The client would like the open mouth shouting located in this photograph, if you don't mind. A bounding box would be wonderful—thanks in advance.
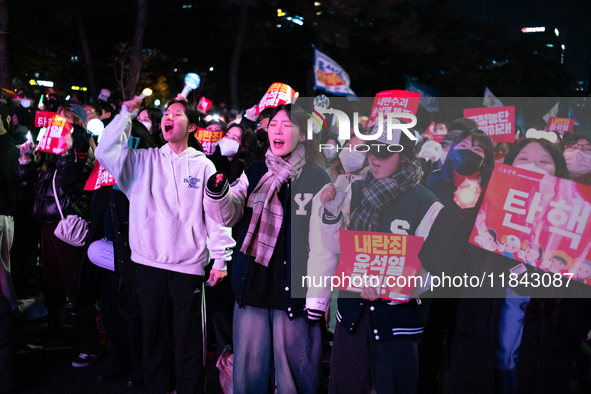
[272,138,285,150]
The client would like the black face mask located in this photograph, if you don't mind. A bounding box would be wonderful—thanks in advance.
[256,128,268,142]
[449,148,484,176]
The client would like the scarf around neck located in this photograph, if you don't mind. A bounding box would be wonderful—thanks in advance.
[349,159,423,232]
[240,144,306,266]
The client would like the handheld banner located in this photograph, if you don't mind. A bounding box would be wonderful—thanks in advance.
[37,116,73,154]
[334,230,424,302]
[546,117,575,136]
[367,90,421,129]
[256,83,297,116]
[463,106,515,143]
[469,163,591,286]
[198,97,213,114]
[195,128,224,155]
[34,111,57,128]
[84,160,117,191]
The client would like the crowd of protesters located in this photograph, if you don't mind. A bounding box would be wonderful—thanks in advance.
[0,83,591,394]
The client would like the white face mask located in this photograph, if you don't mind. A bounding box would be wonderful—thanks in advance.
[440,150,448,164]
[514,163,550,175]
[339,149,367,173]
[140,121,152,132]
[218,137,240,157]
[323,146,338,160]
[21,99,31,108]
[564,149,591,177]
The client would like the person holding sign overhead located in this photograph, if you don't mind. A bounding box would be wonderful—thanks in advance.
[419,138,591,394]
[319,118,443,394]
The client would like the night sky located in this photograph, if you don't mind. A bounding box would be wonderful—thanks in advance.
[446,0,591,78]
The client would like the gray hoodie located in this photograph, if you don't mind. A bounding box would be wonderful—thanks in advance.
[95,108,235,275]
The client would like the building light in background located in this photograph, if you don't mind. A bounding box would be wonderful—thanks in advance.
[554,28,559,36]
[521,27,545,33]
[36,80,54,87]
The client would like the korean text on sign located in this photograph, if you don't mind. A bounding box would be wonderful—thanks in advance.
[463,106,515,143]
[256,83,296,116]
[546,117,574,136]
[335,230,424,302]
[195,128,224,155]
[367,90,421,128]
[34,111,57,128]
[469,163,591,286]
[37,116,73,154]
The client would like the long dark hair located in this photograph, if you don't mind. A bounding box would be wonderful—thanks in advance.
[223,123,259,166]
[270,104,324,167]
[439,129,495,190]
[503,138,570,180]
[131,120,157,149]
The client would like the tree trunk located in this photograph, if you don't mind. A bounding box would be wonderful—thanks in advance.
[230,3,248,110]
[0,0,9,89]
[75,12,98,99]
[124,0,147,100]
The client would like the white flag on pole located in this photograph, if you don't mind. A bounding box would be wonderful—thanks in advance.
[483,87,504,107]
[542,101,560,124]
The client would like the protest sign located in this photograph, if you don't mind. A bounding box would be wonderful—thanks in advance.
[255,83,297,116]
[84,160,117,191]
[546,117,574,136]
[334,230,425,302]
[195,127,224,155]
[367,90,421,128]
[197,97,213,114]
[469,164,591,285]
[37,116,72,154]
[463,106,515,143]
[34,111,57,128]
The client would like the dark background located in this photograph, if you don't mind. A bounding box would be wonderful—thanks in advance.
[3,0,591,108]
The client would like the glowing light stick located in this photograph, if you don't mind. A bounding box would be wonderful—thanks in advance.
[139,88,153,100]
[181,73,201,97]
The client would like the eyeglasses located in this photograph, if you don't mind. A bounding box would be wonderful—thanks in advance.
[564,141,591,153]
[257,123,269,131]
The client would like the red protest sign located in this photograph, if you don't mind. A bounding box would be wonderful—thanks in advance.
[368,90,421,129]
[195,128,224,155]
[197,97,213,114]
[37,116,73,154]
[546,117,574,136]
[34,111,57,128]
[469,163,591,285]
[463,106,515,143]
[256,83,297,116]
[334,230,424,302]
[84,160,117,191]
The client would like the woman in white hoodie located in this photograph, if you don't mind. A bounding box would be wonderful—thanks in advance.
[95,96,235,394]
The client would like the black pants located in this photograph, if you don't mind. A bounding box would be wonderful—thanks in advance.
[100,269,143,378]
[41,224,100,354]
[204,261,234,360]
[0,292,16,392]
[329,304,420,394]
[136,264,204,394]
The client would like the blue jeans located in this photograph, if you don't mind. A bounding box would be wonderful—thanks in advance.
[233,303,322,394]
